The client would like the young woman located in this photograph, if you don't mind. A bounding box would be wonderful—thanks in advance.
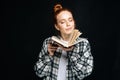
[34,3,93,80]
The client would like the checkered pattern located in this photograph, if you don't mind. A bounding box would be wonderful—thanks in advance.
[34,36,93,80]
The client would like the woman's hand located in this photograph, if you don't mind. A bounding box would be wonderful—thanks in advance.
[59,45,74,52]
[48,40,74,56]
[48,41,58,56]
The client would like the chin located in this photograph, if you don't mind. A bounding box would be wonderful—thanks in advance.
[66,31,73,35]
[64,28,74,34]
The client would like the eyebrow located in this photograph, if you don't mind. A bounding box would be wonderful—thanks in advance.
[59,17,73,21]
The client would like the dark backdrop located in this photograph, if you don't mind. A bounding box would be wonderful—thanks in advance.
[2,0,120,80]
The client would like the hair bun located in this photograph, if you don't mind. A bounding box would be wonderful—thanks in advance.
[54,4,62,12]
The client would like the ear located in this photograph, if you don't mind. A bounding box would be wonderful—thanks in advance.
[55,24,60,31]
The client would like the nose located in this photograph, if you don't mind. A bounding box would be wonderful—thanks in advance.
[66,21,70,26]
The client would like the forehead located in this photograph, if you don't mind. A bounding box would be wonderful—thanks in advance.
[56,11,73,20]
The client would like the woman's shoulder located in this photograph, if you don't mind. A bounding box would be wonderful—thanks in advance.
[43,37,51,43]
[76,37,91,47]
[77,37,89,43]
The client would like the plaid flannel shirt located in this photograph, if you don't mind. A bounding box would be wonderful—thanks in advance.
[34,36,93,80]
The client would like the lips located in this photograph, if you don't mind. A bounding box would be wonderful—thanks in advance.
[66,27,72,31]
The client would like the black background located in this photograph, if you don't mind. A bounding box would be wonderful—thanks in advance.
[2,0,120,80]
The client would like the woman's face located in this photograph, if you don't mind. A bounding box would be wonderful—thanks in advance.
[55,11,75,35]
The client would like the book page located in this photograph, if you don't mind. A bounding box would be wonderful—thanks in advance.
[51,29,82,47]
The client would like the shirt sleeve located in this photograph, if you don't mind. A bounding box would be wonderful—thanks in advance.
[34,38,53,78]
[68,39,93,79]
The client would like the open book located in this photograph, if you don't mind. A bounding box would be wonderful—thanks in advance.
[51,29,82,48]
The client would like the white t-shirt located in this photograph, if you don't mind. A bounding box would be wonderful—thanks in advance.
[57,50,68,80]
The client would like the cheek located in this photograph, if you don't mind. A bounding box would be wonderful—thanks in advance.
[58,24,66,29]
[71,21,75,25]
[72,22,75,27]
